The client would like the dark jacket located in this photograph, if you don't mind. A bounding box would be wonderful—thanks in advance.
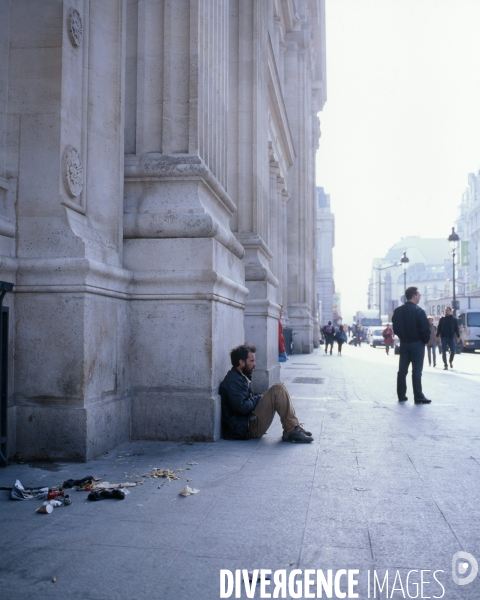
[392,301,430,344]
[437,314,459,339]
[322,324,335,339]
[219,367,262,440]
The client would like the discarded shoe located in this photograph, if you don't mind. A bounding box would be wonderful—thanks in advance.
[282,426,313,443]
[63,476,94,489]
[87,489,125,501]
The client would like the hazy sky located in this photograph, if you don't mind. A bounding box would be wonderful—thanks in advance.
[316,0,480,322]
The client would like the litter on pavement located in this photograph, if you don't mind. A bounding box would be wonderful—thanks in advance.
[11,479,48,500]
[179,485,199,496]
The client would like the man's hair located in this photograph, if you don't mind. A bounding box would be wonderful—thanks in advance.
[230,343,256,367]
[445,306,452,313]
[405,286,419,300]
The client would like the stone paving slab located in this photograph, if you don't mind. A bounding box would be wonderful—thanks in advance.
[1,346,480,599]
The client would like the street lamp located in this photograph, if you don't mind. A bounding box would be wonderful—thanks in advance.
[400,251,409,299]
[448,227,460,316]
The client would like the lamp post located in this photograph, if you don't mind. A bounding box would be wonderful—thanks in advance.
[448,227,460,316]
[400,251,409,300]
[372,264,397,324]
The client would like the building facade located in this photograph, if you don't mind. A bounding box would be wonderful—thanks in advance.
[368,237,452,319]
[456,171,480,297]
[0,0,326,460]
[316,186,335,326]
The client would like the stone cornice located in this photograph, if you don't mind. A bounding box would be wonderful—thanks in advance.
[123,212,245,260]
[124,154,237,216]
[11,258,249,306]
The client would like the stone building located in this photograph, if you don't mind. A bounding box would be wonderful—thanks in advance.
[368,237,452,318]
[456,171,480,296]
[316,186,335,326]
[0,0,326,461]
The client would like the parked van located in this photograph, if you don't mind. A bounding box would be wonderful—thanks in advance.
[458,309,480,353]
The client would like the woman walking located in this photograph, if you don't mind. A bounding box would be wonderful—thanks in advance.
[335,325,348,355]
[382,323,394,355]
[426,316,437,367]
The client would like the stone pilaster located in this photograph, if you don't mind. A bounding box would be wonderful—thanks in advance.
[124,0,246,440]
[9,0,130,460]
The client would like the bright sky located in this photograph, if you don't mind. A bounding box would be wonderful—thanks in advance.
[316,0,480,322]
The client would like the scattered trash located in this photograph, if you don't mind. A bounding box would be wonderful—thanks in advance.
[47,489,65,500]
[290,562,294,566]
[52,577,56,583]
[186,462,198,465]
[179,485,199,497]
[37,495,72,511]
[93,481,137,490]
[145,469,180,481]
[354,487,366,491]
[11,480,48,501]
[62,476,96,489]
[36,504,53,514]
[87,489,125,501]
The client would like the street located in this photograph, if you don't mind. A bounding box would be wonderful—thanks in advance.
[1,344,479,599]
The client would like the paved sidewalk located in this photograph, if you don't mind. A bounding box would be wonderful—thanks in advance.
[1,346,480,599]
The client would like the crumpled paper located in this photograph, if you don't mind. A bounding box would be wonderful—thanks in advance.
[179,485,199,496]
[11,479,48,500]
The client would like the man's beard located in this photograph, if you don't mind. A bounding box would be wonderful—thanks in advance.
[241,365,254,379]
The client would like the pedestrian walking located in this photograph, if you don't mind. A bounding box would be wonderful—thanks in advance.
[391,286,431,404]
[382,323,394,355]
[426,316,437,367]
[436,306,460,370]
[335,325,347,355]
[322,321,335,355]
[355,324,363,347]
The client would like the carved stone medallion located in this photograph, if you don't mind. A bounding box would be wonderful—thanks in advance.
[62,146,83,198]
[68,8,83,47]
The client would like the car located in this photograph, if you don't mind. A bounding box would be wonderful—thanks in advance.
[369,328,385,348]
[369,328,400,349]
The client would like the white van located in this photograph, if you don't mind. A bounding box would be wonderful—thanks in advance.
[458,309,480,353]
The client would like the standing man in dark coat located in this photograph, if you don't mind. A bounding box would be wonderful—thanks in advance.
[392,286,431,404]
[436,306,460,370]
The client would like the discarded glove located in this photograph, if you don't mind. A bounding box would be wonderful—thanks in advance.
[87,489,125,501]
[11,479,49,500]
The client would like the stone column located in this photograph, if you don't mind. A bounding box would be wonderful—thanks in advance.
[228,0,279,392]
[9,0,131,461]
[283,35,313,353]
[281,189,290,324]
[124,0,247,441]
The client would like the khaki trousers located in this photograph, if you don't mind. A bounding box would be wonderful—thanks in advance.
[248,382,299,439]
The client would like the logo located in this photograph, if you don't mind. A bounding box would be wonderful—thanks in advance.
[452,551,478,586]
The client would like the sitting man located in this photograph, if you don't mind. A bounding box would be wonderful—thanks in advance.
[219,343,313,443]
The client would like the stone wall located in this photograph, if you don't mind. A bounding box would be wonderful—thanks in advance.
[0,0,326,460]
